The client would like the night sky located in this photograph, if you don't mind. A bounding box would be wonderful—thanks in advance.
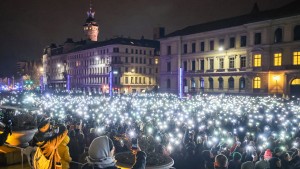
[0,0,295,77]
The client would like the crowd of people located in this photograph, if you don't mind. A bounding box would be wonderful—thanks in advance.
[1,92,300,169]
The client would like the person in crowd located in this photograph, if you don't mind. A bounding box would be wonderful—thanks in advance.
[33,121,68,169]
[255,149,272,169]
[82,135,146,169]
[75,122,85,155]
[203,150,215,169]
[0,120,12,146]
[68,129,80,168]
[280,152,292,169]
[269,157,282,169]
[214,154,228,169]
[58,135,72,169]
[228,152,242,169]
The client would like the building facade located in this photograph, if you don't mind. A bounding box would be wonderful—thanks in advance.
[159,1,300,96]
[42,7,160,93]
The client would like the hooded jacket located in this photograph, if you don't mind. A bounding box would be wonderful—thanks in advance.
[58,135,72,169]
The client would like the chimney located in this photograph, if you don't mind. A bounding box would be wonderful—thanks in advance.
[153,27,165,40]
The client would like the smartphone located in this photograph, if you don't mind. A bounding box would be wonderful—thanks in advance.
[131,138,138,150]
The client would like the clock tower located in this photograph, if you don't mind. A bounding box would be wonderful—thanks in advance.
[83,2,99,41]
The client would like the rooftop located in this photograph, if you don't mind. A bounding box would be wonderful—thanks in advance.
[165,0,300,38]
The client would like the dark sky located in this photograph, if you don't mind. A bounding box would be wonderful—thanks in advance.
[0,0,296,77]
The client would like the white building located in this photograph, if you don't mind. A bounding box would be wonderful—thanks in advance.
[42,6,160,93]
[159,1,300,97]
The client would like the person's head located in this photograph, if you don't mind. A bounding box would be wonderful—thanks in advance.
[202,150,214,161]
[269,157,281,169]
[274,147,282,156]
[38,118,51,133]
[281,152,291,161]
[214,154,228,169]
[233,152,242,161]
[88,136,115,159]
[264,149,272,160]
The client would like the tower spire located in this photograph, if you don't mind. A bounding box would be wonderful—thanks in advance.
[83,0,99,41]
[87,0,95,19]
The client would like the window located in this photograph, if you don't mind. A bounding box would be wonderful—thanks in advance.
[167,79,171,89]
[125,48,128,53]
[125,67,128,72]
[274,53,282,66]
[155,58,159,64]
[218,77,223,89]
[240,36,247,47]
[294,25,300,41]
[254,33,261,45]
[131,49,134,54]
[254,54,261,67]
[167,62,171,72]
[219,58,224,69]
[143,68,146,74]
[209,59,214,70]
[274,28,283,43]
[200,78,204,89]
[229,57,235,68]
[240,77,246,89]
[183,61,188,72]
[200,42,205,52]
[140,50,142,54]
[140,58,143,64]
[135,49,138,54]
[135,57,138,63]
[293,51,300,65]
[131,77,134,84]
[113,48,119,53]
[125,57,128,63]
[240,56,246,68]
[253,77,261,89]
[229,37,235,48]
[228,77,234,89]
[143,77,146,84]
[149,59,152,65]
[191,78,196,88]
[144,58,146,64]
[191,60,196,71]
[219,39,224,48]
[183,44,188,54]
[167,46,171,55]
[135,77,138,84]
[210,40,214,51]
[209,77,214,89]
[192,43,196,53]
[131,57,134,63]
[200,60,204,70]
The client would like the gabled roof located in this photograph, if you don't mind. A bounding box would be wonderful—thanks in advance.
[165,0,300,38]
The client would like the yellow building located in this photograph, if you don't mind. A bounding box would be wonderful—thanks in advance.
[159,1,300,97]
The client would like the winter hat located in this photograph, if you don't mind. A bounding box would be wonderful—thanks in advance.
[264,149,272,160]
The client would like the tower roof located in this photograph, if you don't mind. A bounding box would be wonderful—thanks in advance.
[85,0,97,24]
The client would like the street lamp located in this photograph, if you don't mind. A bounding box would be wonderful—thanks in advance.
[273,75,280,95]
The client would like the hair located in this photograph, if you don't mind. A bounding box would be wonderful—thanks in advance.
[215,154,228,168]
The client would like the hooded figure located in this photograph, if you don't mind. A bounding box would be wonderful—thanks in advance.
[58,135,72,169]
[82,136,147,169]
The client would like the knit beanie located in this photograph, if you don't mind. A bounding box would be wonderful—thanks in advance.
[264,149,272,160]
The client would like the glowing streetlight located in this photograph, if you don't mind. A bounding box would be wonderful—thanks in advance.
[218,46,224,51]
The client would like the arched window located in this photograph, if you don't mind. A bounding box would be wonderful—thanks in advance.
[274,28,283,43]
[253,77,261,89]
[294,25,300,41]
[167,79,171,89]
[228,77,234,89]
[218,77,223,89]
[200,78,204,89]
[191,78,196,88]
[209,77,214,90]
[239,77,246,89]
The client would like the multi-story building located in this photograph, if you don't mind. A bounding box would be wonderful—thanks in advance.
[159,1,300,96]
[43,7,160,93]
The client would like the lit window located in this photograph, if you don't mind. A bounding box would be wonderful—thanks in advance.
[293,51,300,65]
[254,54,261,67]
[274,53,282,66]
[253,77,261,89]
[155,58,159,64]
[291,79,300,85]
